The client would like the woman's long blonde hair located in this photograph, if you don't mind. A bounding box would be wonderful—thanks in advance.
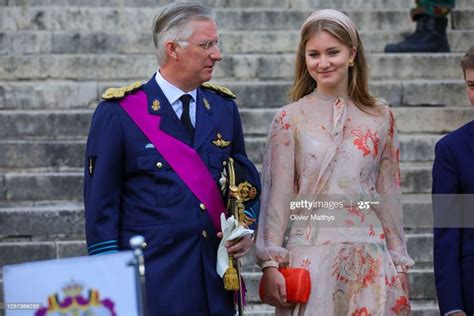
[289,18,377,111]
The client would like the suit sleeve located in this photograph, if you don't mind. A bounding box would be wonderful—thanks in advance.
[229,101,261,230]
[83,102,124,255]
[432,138,464,314]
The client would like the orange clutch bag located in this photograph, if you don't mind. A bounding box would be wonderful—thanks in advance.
[259,267,311,304]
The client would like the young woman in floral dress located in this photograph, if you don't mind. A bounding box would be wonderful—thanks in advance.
[256,9,415,316]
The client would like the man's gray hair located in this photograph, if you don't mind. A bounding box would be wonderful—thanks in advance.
[153,2,216,66]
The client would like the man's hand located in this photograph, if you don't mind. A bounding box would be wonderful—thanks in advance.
[216,231,253,258]
[225,234,253,258]
[447,312,466,316]
[398,272,410,297]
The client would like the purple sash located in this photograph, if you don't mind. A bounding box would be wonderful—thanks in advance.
[119,91,225,232]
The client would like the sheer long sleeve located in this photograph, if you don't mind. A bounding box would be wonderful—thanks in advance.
[374,109,415,272]
[255,109,296,269]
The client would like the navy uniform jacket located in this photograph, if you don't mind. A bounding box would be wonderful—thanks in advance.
[432,120,474,315]
[84,76,261,316]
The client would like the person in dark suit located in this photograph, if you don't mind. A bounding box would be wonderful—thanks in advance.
[433,45,474,316]
[384,0,454,53]
[83,2,260,315]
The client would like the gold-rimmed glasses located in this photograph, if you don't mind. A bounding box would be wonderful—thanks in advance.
[177,39,221,52]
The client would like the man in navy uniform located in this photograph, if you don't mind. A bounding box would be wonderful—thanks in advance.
[83,2,260,315]
[432,46,474,316]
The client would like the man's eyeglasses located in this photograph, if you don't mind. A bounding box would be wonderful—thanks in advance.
[177,39,221,52]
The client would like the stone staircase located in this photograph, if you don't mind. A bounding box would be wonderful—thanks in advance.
[1,0,473,315]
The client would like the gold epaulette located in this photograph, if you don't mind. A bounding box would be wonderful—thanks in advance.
[101,81,143,100]
[201,82,236,99]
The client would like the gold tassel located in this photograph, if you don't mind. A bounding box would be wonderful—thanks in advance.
[224,256,240,291]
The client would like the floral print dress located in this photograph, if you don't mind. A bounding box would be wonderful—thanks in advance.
[256,91,415,316]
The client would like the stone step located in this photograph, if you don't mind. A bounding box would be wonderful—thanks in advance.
[242,300,439,316]
[1,0,293,8]
[2,30,473,55]
[2,7,472,32]
[403,194,434,231]
[0,171,83,202]
[219,53,465,81]
[1,79,470,111]
[246,133,441,166]
[292,0,472,9]
[453,10,474,29]
[3,0,472,9]
[0,140,85,169]
[241,231,433,273]
[0,80,99,110]
[0,240,86,272]
[408,269,437,300]
[388,133,441,162]
[106,77,474,107]
[0,199,432,243]
[0,162,430,202]
[0,200,434,260]
[0,107,470,141]
[0,8,421,32]
[375,107,474,134]
[0,244,437,315]
[0,204,434,248]
[410,301,440,316]
[240,107,474,136]
[240,304,274,316]
[0,110,91,140]
[0,107,470,140]
[0,133,441,171]
[0,0,411,9]
[0,279,438,316]
[0,203,85,239]
[401,163,432,194]
[407,233,433,264]
[242,267,435,303]
[0,6,474,33]
[0,53,466,81]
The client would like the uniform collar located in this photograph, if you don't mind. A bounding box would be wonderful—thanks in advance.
[155,69,197,104]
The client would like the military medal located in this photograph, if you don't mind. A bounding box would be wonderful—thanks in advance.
[212,133,231,148]
[203,98,210,110]
[88,156,96,176]
[152,99,160,112]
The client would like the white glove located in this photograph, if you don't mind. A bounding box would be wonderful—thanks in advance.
[216,213,254,278]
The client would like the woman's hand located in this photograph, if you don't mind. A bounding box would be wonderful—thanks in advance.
[398,272,410,297]
[261,267,294,308]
